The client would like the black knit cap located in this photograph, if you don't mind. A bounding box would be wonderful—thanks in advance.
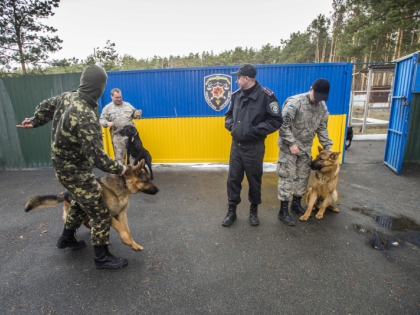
[231,64,257,78]
[312,78,330,101]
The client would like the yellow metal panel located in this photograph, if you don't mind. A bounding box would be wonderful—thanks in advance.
[310,114,347,163]
[102,115,346,163]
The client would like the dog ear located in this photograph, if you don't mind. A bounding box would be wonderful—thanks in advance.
[124,164,134,174]
[330,152,341,160]
[138,159,145,169]
[318,146,323,153]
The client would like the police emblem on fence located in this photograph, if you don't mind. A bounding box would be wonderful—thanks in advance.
[204,74,232,111]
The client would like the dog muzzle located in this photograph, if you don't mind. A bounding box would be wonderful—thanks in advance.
[309,162,323,171]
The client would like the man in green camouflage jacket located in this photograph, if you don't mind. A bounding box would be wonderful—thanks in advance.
[17,65,129,269]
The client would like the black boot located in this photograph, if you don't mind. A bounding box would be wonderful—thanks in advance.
[278,201,295,226]
[291,195,306,215]
[222,205,237,227]
[56,228,86,250]
[249,204,259,226]
[93,245,128,269]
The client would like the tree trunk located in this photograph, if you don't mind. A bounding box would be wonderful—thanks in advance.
[321,37,327,63]
[360,54,368,90]
[418,24,420,44]
[397,29,403,59]
[329,32,335,62]
[17,42,26,75]
[393,28,403,60]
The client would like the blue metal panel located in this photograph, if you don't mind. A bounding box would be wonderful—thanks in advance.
[99,63,352,118]
[384,53,418,174]
[414,64,420,93]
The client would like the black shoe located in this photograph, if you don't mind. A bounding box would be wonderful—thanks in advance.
[93,245,128,269]
[56,228,86,250]
[249,204,259,226]
[278,201,295,226]
[291,195,306,215]
[222,205,237,227]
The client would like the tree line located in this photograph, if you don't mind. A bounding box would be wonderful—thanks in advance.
[1,0,419,76]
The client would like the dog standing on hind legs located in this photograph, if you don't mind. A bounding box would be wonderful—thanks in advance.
[300,146,341,221]
[118,125,153,180]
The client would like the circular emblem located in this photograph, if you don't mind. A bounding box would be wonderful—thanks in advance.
[269,102,279,114]
[282,114,293,126]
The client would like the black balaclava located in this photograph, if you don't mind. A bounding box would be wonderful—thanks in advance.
[78,65,108,101]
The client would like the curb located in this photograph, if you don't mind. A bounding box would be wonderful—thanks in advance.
[353,134,387,140]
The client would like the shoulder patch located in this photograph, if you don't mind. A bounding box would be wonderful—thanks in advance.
[282,114,293,127]
[262,87,274,96]
[269,102,280,114]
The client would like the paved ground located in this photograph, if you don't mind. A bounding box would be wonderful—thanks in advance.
[1,140,420,315]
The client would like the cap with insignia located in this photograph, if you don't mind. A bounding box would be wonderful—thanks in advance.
[231,64,257,78]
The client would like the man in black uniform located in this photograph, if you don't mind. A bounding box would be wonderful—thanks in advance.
[223,64,283,227]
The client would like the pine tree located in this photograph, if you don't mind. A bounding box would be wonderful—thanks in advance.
[0,0,62,74]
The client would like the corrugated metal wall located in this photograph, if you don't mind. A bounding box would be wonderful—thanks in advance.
[1,63,352,170]
[99,63,352,116]
[404,93,420,162]
[101,63,352,163]
[404,57,420,163]
[0,73,81,170]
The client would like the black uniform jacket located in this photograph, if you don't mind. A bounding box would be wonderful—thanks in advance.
[225,81,283,144]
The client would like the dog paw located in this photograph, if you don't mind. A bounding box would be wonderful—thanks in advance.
[299,215,310,221]
[315,213,324,219]
[329,206,339,213]
[132,243,144,251]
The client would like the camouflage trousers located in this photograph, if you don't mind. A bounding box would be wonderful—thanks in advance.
[277,144,311,201]
[112,134,135,164]
[55,168,110,246]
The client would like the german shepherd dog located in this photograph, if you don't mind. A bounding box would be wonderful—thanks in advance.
[118,125,153,180]
[24,160,158,251]
[300,146,341,221]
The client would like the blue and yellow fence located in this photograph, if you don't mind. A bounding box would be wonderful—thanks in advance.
[101,63,352,163]
[3,63,352,170]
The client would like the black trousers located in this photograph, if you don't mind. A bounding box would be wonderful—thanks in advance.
[227,141,265,206]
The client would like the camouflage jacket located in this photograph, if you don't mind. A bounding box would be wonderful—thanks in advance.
[99,101,138,133]
[30,91,123,173]
[225,81,282,144]
[279,92,333,154]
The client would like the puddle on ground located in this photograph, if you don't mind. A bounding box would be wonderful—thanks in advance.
[351,207,420,251]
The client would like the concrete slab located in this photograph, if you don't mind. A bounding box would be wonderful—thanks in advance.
[1,140,419,314]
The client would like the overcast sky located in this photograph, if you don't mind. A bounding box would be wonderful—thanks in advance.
[46,0,334,61]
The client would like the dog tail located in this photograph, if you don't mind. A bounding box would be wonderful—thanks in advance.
[24,191,70,212]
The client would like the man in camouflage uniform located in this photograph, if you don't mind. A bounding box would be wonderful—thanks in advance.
[17,65,129,269]
[99,88,142,164]
[223,64,283,227]
[277,78,333,226]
